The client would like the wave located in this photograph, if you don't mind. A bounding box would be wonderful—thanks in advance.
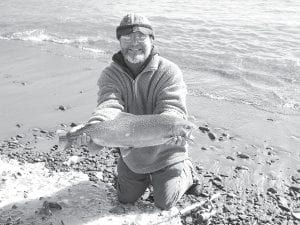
[0,29,107,55]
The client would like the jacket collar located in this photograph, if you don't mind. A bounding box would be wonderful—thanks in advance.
[112,46,159,78]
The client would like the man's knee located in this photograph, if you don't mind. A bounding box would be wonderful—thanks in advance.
[154,194,178,210]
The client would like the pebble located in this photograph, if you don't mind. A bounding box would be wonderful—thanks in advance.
[289,185,300,193]
[198,126,210,133]
[70,122,77,127]
[267,187,277,194]
[207,132,216,141]
[292,208,300,220]
[185,216,193,224]
[58,105,67,111]
[16,134,25,138]
[226,156,235,161]
[235,166,249,171]
[277,196,290,211]
[236,152,250,159]
[43,201,62,210]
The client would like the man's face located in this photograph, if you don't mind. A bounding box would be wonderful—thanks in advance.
[119,32,153,64]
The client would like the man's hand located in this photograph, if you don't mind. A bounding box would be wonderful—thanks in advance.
[70,121,100,146]
[76,132,91,146]
[167,136,188,147]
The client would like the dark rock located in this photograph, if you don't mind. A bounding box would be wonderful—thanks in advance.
[201,147,207,151]
[289,185,300,193]
[235,166,249,171]
[70,122,77,127]
[277,196,290,211]
[236,152,250,159]
[11,204,17,209]
[267,187,277,194]
[58,105,67,111]
[16,134,25,138]
[44,201,62,210]
[291,175,300,184]
[226,156,235,161]
[238,215,247,220]
[199,126,210,133]
[207,132,216,141]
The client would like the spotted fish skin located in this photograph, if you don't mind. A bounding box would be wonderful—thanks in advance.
[60,112,197,148]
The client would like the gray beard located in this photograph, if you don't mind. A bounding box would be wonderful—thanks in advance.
[124,53,146,64]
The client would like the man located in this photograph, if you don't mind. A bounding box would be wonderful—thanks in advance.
[78,13,201,210]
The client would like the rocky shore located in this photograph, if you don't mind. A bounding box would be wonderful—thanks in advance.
[1,122,299,225]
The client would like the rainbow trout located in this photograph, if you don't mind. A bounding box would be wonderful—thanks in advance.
[59,112,197,149]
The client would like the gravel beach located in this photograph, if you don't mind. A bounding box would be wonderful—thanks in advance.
[0,39,300,225]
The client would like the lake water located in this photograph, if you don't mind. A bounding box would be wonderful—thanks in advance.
[1,0,300,115]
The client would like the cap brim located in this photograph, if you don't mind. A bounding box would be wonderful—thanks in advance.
[132,26,152,35]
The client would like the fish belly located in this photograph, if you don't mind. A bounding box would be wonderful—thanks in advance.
[88,113,174,148]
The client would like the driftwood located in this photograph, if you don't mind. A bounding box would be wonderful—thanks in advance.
[153,192,221,225]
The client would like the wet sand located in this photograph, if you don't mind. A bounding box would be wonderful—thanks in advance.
[0,39,300,224]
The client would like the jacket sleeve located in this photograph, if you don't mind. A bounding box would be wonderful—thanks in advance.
[88,69,125,122]
[153,63,188,119]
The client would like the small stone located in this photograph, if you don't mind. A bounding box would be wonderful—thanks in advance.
[185,216,193,224]
[291,174,300,184]
[226,156,235,161]
[292,208,300,220]
[211,179,224,190]
[235,166,249,171]
[277,196,290,211]
[229,215,238,222]
[58,105,67,111]
[11,204,17,209]
[267,187,277,194]
[239,215,247,220]
[207,132,216,141]
[199,126,210,133]
[289,185,300,193]
[16,123,22,128]
[47,201,62,210]
[16,134,25,138]
[70,122,77,127]
[201,147,207,151]
[236,152,250,159]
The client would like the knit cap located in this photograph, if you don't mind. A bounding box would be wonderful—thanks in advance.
[116,13,154,40]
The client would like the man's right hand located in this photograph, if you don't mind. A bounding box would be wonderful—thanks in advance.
[72,120,101,146]
[76,132,91,146]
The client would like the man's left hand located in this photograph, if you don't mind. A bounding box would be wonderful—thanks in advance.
[167,136,188,147]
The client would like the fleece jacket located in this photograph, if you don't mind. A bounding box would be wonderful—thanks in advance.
[88,49,189,173]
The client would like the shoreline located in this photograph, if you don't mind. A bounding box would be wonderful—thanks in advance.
[1,39,300,224]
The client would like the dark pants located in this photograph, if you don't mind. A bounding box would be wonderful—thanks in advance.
[117,157,193,210]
